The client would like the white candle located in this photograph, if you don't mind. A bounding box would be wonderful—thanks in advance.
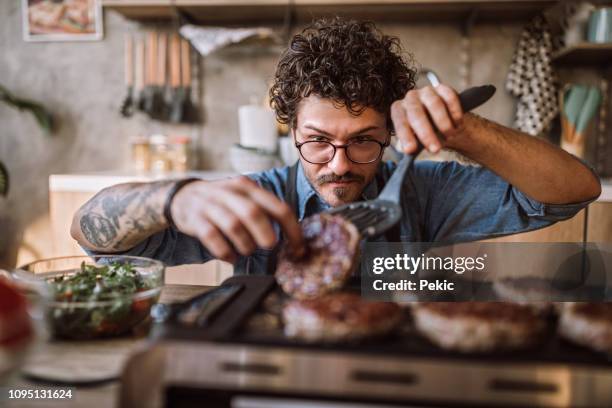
[238,105,278,152]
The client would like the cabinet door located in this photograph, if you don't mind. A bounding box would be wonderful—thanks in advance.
[50,191,96,257]
[588,202,612,242]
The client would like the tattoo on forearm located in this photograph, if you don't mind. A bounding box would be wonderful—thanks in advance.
[80,213,118,248]
[78,181,174,250]
[101,191,139,229]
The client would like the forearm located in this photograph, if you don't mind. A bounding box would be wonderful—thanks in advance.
[71,180,175,252]
[448,113,601,204]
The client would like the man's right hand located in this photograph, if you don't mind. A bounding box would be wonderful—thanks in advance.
[171,176,305,263]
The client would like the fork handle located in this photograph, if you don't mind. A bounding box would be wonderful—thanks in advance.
[378,85,496,203]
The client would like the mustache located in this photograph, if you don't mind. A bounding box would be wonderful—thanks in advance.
[316,172,365,186]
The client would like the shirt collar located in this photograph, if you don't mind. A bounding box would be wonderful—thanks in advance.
[295,162,380,221]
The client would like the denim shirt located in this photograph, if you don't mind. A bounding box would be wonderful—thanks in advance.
[94,160,592,273]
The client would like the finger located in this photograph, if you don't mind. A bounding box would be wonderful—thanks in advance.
[205,200,257,256]
[402,94,441,153]
[435,84,463,126]
[420,86,455,136]
[227,175,257,191]
[247,187,305,256]
[193,216,237,263]
[391,101,419,154]
[214,188,279,250]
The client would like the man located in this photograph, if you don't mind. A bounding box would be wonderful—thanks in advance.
[71,18,601,274]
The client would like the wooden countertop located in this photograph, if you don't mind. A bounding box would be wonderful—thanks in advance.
[5,284,212,408]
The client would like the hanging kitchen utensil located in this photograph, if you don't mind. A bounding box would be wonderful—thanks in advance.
[150,31,167,120]
[180,38,199,123]
[120,33,135,117]
[560,85,602,158]
[168,33,183,123]
[143,31,158,116]
[135,37,145,112]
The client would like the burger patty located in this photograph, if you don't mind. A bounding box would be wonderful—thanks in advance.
[411,302,549,353]
[559,302,612,354]
[492,277,560,314]
[283,292,403,342]
[275,213,360,299]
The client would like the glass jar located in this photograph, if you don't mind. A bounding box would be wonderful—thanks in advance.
[130,136,151,172]
[149,134,172,174]
[170,136,192,172]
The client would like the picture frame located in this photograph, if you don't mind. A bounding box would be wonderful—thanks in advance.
[22,0,103,42]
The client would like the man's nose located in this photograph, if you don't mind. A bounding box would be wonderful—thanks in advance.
[327,146,352,176]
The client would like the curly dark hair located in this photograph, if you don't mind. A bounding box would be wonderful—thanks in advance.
[270,17,417,133]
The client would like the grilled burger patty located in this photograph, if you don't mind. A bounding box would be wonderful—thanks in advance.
[559,303,612,354]
[412,302,549,353]
[276,213,360,299]
[283,292,403,342]
[492,277,560,314]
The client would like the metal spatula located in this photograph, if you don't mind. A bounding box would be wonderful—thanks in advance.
[327,84,496,239]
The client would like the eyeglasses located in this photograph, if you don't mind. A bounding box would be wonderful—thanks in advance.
[295,138,390,164]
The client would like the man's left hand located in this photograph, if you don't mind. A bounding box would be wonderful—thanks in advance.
[391,84,465,154]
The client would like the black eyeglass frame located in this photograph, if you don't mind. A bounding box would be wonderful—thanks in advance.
[294,138,391,164]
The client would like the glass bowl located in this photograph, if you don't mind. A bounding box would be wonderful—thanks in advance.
[13,255,164,340]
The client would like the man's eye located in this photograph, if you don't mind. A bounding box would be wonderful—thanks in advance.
[311,136,329,142]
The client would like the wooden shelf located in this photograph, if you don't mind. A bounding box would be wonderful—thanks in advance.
[552,43,612,67]
[103,0,556,25]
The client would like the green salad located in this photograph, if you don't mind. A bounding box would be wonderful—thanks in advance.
[48,262,159,339]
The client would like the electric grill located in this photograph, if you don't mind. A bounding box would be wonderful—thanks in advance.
[119,274,612,408]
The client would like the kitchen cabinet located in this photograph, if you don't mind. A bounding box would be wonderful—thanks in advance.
[588,201,612,242]
[102,0,557,24]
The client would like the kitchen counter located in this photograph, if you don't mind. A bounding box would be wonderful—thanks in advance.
[49,170,238,193]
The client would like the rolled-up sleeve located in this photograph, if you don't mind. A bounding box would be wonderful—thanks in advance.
[414,160,595,243]
[511,188,594,221]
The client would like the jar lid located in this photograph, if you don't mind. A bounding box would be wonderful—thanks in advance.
[171,135,191,144]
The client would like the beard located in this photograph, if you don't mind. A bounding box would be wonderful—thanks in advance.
[332,186,350,200]
[314,172,366,206]
[300,159,379,207]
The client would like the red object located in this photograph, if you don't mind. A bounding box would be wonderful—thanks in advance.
[0,279,33,347]
[131,298,151,314]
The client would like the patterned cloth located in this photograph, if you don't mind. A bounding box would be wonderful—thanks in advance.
[506,15,561,136]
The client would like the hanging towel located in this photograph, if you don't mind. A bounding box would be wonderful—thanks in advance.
[179,25,279,57]
[506,15,561,136]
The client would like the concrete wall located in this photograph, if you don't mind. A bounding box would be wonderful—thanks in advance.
[0,0,537,267]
